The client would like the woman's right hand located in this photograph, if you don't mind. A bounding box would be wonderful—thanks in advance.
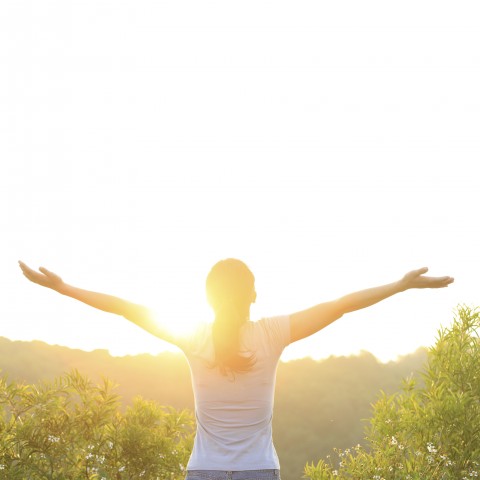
[19,261,65,291]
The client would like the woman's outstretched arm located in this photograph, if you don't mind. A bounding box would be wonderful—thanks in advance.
[289,267,454,343]
[18,261,177,344]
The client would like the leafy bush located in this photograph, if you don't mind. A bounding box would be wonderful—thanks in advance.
[304,306,480,480]
[0,370,194,479]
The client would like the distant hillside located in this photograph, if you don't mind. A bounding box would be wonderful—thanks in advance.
[0,336,427,480]
[0,336,194,410]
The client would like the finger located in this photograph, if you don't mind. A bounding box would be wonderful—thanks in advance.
[18,260,29,271]
[417,267,428,275]
[39,267,55,277]
[18,261,35,275]
[434,276,454,288]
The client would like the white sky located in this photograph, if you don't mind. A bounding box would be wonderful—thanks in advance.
[1,0,478,362]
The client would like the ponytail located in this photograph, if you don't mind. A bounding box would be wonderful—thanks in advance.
[212,298,255,375]
[206,259,256,376]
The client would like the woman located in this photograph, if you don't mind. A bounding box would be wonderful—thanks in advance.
[18,259,453,480]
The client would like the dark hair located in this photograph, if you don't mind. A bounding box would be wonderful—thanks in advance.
[206,258,256,375]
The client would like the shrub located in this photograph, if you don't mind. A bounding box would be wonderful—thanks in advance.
[304,306,480,480]
[0,370,194,479]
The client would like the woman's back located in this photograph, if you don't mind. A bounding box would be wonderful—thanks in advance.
[180,316,291,471]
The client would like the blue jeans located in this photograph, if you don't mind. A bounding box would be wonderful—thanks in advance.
[185,469,281,480]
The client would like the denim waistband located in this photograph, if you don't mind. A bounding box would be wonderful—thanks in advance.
[185,469,280,480]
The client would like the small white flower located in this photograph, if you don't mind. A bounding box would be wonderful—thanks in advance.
[427,442,437,454]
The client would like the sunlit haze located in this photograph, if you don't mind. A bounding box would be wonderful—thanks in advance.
[2,0,478,363]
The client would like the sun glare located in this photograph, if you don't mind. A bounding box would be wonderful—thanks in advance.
[148,291,212,341]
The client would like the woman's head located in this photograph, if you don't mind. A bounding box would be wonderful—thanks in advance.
[206,258,256,314]
[206,258,256,375]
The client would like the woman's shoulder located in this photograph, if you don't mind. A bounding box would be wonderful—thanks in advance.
[172,320,212,352]
[253,315,290,329]
[247,316,291,349]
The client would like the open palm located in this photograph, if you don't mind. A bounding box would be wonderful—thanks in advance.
[18,261,64,290]
[401,267,454,289]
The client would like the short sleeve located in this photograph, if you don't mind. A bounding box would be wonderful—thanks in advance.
[257,315,291,355]
[173,322,212,355]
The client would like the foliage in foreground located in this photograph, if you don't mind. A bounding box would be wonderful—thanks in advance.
[0,371,194,479]
[304,305,480,480]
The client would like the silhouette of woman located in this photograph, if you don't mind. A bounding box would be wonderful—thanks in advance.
[19,259,453,480]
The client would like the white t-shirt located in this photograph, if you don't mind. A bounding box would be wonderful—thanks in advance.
[177,316,291,471]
